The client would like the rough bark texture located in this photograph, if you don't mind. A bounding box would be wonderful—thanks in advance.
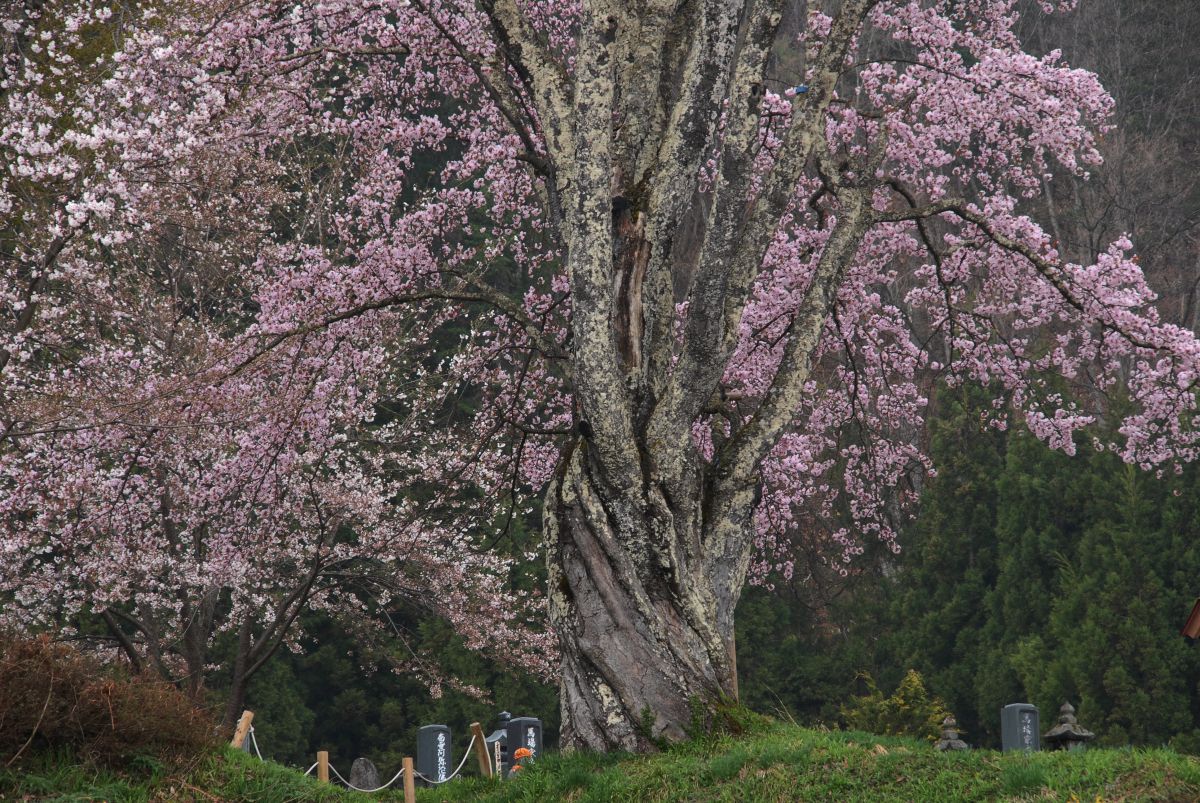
[481,0,882,749]
[547,445,736,751]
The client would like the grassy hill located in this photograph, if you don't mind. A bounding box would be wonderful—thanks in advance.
[4,722,1199,802]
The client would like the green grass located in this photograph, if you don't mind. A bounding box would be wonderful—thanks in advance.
[416,725,1200,802]
[5,723,1200,802]
[0,748,398,802]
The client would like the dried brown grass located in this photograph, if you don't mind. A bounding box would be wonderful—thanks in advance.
[0,633,216,767]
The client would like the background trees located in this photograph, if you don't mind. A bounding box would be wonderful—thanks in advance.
[729,0,1200,753]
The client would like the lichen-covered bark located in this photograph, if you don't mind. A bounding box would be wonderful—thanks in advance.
[545,194,870,749]
[546,445,735,750]
[490,0,881,750]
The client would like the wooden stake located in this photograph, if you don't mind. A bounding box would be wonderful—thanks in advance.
[230,710,254,749]
[470,722,492,778]
[402,756,416,803]
[317,750,329,784]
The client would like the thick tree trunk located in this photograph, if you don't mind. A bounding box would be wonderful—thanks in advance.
[546,446,739,751]
[220,621,254,733]
[221,682,248,735]
[512,0,877,752]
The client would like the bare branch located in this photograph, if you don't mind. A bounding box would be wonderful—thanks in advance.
[233,284,566,378]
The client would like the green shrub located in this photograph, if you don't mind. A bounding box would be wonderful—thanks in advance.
[840,669,950,743]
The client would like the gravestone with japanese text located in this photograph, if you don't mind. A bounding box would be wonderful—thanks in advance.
[1001,703,1040,752]
[506,716,542,769]
[417,724,453,785]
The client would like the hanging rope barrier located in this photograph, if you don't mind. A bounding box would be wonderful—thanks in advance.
[263,723,485,789]
[247,726,263,760]
[327,761,408,793]
[414,733,477,784]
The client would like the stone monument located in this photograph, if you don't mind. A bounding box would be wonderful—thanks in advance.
[1001,703,1040,752]
[349,757,380,790]
[935,714,969,751]
[417,724,453,784]
[1043,702,1095,752]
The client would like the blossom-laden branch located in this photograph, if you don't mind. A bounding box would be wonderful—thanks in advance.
[3,0,1200,726]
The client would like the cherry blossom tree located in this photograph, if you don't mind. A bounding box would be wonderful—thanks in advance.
[0,1,551,729]
[4,0,1200,750]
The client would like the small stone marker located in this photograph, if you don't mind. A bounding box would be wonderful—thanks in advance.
[1043,702,1095,752]
[1001,703,1040,752]
[349,757,380,790]
[485,711,511,776]
[935,715,969,751]
[417,724,453,784]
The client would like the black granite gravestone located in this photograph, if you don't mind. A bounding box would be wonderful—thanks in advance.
[417,724,453,784]
[505,716,542,763]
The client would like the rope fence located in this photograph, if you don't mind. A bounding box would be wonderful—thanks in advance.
[314,733,479,791]
[247,726,263,761]
[230,708,546,800]
[245,712,488,798]
[327,761,410,793]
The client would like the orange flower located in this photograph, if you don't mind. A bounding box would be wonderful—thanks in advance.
[513,747,533,760]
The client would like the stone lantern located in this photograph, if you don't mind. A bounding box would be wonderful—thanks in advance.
[1043,702,1095,752]
[935,715,969,751]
